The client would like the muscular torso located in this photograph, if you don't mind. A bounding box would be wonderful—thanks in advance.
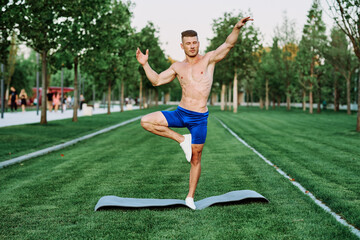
[172,54,215,113]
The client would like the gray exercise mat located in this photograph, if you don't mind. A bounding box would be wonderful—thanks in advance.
[94,190,268,211]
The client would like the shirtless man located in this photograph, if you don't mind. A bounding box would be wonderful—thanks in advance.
[136,17,253,209]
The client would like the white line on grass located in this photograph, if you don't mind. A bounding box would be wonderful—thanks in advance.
[216,117,360,238]
[0,116,142,169]
[0,107,175,169]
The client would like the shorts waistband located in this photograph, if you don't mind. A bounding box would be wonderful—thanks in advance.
[177,106,209,116]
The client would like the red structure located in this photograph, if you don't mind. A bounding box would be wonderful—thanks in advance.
[31,87,74,105]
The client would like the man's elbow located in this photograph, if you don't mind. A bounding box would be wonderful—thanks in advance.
[152,80,160,87]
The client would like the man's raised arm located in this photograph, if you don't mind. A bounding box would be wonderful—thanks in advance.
[209,17,253,63]
[136,48,176,87]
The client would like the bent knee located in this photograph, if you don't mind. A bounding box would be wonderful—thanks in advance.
[140,116,150,129]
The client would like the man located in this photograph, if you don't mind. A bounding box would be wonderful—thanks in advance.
[136,17,253,209]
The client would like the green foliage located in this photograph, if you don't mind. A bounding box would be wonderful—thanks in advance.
[81,0,134,100]
[208,10,261,101]
[11,51,37,96]
[295,0,327,106]
[325,27,358,78]
[327,0,360,62]
[136,22,171,93]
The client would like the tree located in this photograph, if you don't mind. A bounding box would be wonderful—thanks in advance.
[1,2,17,110]
[59,0,113,121]
[10,1,64,124]
[274,12,298,110]
[296,0,327,114]
[136,22,170,109]
[325,27,358,114]
[326,0,360,130]
[208,11,261,113]
[82,1,133,114]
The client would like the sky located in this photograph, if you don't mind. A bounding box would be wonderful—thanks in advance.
[130,0,335,61]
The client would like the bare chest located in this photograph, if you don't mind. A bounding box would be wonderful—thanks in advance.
[176,62,212,86]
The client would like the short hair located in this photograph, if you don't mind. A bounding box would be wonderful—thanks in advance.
[181,30,198,40]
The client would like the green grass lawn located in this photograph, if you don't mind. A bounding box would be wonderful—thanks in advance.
[0,106,170,162]
[214,107,360,231]
[0,106,358,239]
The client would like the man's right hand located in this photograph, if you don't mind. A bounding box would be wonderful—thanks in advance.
[136,48,149,66]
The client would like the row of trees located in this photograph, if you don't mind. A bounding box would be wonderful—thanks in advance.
[1,0,171,124]
[207,0,360,131]
[1,0,359,131]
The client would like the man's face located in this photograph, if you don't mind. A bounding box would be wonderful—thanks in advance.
[181,36,199,57]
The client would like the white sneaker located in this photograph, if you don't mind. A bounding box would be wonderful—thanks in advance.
[185,197,196,210]
[180,134,192,162]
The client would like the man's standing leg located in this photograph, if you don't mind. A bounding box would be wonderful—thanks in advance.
[185,144,203,209]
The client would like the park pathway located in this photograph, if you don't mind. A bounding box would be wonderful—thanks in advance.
[0,105,139,128]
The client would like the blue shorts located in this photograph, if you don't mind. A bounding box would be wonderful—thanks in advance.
[161,106,209,144]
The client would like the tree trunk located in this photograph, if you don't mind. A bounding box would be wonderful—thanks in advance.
[357,69,360,132]
[302,90,306,111]
[210,92,217,106]
[317,77,321,114]
[40,50,48,124]
[309,83,313,114]
[265,79,269,110]
[238,91,243,106]
[164,92,170,104]
[143,95,147,109]
[286,82,291,110]
[272,99,276,109]
[334,79,338,112]
[309,57,315,114]
[346,76,351,115]
[72,56,79,122]
[139,76,143,109]
[277,95,280,107]
[233,69,238,113]
[107,80,111,114]
[259,97,264,109]
[251,91,254,106]
[120,80,124,112]
[155,88,159,107]
[228,82,232,111]
[148,89,152,108]
[246,91,250,107]
[221,83,226,111]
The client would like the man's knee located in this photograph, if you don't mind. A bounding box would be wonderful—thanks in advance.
[140,115,149,129]
[191,145,204,165]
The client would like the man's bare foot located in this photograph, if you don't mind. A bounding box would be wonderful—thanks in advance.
[180,134,192,162]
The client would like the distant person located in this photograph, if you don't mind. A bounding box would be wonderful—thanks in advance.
[322,100,327,110]
[53,92,60,112]
[80,94,85,110]
[9,86,18,112]
[63,94,67,111]
[19,89,28,112]
[47,89,53,112]
[136,17,253,209]
[66,95,72,108]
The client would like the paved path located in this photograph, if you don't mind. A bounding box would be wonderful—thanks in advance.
[0,105,139,128]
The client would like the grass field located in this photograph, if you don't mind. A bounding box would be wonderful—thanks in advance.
[0,106,359,239]
[0,106,170,162]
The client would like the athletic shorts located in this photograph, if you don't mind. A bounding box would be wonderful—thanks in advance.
[161,106,209,144]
